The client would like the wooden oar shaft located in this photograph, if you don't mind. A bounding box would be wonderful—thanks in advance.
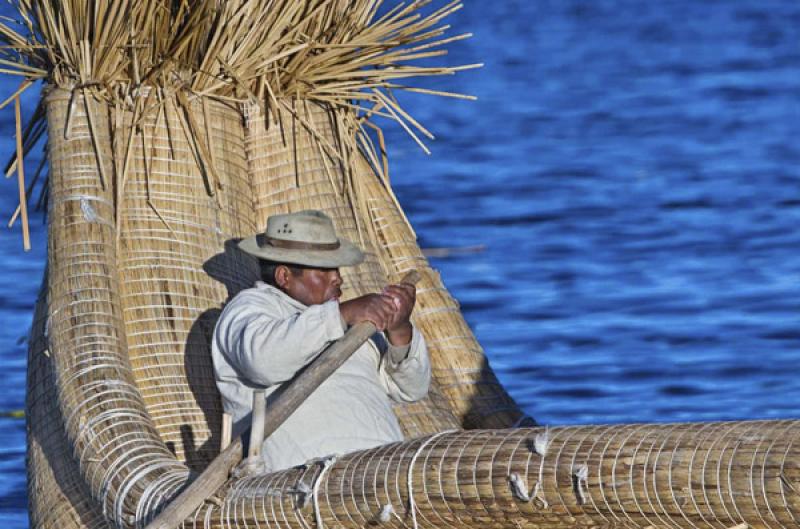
[144,270,421,529]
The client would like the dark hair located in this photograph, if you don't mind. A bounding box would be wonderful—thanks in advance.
[259,261,304,287]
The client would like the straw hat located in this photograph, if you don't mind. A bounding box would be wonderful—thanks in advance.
[239,210,365,268]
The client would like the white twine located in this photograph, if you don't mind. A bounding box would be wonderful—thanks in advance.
[203,502,215,528]
[533,429,549,457]
[137,468,189,528]
[92,431,162,512]
[242,100,260,123]
[80,196,98,222]
[378,503,401,523]
[508,474,548,509]
[91,431,165,498]
[114,458,183,527]
[291,479,313,509]
[55,194,114,208]
[232,456,267,478]
[407,430,457,529]
[508,428,550,508]
[508,472,531,501]
[573,464,589,505]
[52,194,114,227]
[312,455,338,529]
[532,428,550,508]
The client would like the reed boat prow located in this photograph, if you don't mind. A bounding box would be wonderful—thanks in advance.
[4,2,798,528]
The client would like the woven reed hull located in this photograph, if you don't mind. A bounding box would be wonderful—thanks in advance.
[31,87,523,527]
[27,271,113,529]
[28,88,800,529]
[204,423,800,529]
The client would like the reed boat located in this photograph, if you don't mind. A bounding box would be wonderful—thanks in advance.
[2,1,798,528]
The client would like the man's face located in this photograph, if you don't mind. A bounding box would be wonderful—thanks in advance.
[281,266,343,306]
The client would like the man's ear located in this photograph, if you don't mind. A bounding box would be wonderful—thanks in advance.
[274,265,291,289]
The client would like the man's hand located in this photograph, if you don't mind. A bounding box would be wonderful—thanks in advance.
[338,283,417,345]
[382,283,416,346]
[339,294,397,331]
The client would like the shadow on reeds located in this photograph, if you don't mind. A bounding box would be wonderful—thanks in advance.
[181,239,259,470]
[460,357,538,430]
[177,306,220,471]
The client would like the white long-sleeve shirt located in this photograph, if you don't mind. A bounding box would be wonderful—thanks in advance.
[212,281,430,472]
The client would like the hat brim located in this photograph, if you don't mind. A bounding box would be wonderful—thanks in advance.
[238,235,365,268]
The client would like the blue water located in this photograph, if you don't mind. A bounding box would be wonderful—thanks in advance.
[1,1,799,526]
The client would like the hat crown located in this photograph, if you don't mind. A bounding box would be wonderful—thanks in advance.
[265,210,338,244]
[239,209,364,268]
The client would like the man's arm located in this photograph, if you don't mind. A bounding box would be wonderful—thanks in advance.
[376,282,431,402]
[218,289,402,387]
[215,291,344,386]
[378,325,431,402]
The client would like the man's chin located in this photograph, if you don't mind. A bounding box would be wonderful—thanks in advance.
[327,289,342,302]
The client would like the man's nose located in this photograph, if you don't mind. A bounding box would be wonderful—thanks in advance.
[330,269,343,286]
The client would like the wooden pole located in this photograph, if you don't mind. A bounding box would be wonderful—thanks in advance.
[143,270,421,529]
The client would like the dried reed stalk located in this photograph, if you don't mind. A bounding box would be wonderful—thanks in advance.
[13,95,31,249]
[0,0,478,177]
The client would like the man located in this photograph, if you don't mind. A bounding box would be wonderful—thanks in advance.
[212,210,430,472]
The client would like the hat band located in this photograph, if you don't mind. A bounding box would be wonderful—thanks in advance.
[264,236,341,251]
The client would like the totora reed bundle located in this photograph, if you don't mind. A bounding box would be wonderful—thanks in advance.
[2,1,798,529]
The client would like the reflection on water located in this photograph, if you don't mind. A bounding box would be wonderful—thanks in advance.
[0,0,799,525]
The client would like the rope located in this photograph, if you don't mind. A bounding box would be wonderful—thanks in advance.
[509,473,531,502]
[573,464,589,505]
[291,479,312,509]
[288,468,315,529]
[532,428,550,507]
[406,430,456,529]
[136,469,187,528]
[378,503,397,523]
[508,428,549,508]
[311,455,338,529]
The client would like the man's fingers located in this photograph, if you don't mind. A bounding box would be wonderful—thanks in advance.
[384,285,414,305]
[383,286,415,316]
[381,291,403,310]
[384,288,411,301]
[377,294,397,311]
[355,286,415,331]
[387,283,415,296]
[369,295,397,329]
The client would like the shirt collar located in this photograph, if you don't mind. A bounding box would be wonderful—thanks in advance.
[254,280,309,310]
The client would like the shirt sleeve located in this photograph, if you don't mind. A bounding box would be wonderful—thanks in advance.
[215,291,345,386]
[377,325,431,403]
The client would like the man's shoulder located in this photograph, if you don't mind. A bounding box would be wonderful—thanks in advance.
[227,283,284,309]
